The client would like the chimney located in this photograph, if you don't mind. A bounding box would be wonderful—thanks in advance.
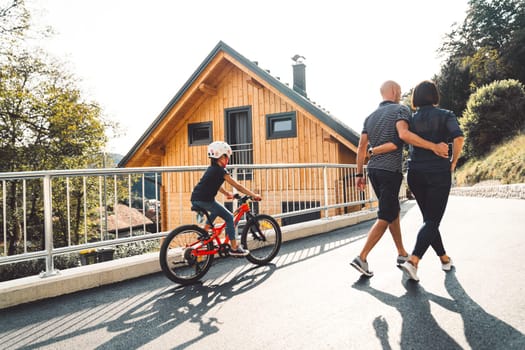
[291,55,307,97]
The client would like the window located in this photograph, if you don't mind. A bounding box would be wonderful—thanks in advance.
[225,107,253,180]
[266,112,297,139]
[188,122,212,145]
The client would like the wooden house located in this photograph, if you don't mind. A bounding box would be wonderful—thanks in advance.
[118,41,362,229]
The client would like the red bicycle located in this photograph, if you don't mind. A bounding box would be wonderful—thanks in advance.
[159,194,282,284]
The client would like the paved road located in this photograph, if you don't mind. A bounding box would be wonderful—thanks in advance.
[1,196,524,350]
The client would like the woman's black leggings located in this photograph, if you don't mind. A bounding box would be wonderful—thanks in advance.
[407,169,452,259]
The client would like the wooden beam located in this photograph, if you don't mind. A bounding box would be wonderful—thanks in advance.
[198,83,217,95]
[146,143,166,156]
[247,77,264,89]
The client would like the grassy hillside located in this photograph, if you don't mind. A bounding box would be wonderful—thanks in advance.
[455,134,525,186]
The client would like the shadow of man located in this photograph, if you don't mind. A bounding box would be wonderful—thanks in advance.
[352,276,462,349]
[439,270,525,349]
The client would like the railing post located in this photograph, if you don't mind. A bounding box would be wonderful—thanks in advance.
[41,175,59,277]
[323,166,329,219]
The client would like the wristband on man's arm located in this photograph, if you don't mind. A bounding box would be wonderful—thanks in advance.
[355,173,364,178]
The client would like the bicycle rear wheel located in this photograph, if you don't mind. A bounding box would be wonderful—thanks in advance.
[241,214,282,265]
[159,225,214,284]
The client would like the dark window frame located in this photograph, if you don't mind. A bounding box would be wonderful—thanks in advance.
[188,121,213,146]
[266,111,297,139]
[225,106,253,180]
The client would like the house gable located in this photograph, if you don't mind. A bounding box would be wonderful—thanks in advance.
[119,41,360,167]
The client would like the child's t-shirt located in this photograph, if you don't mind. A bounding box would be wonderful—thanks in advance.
[190,163,229,202]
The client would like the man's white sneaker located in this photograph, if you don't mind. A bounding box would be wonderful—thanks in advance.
[350,256,374,277]
[397,255,409,265]
[401,261,419,281]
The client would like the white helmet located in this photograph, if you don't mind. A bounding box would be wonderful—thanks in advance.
[207,141,232,159]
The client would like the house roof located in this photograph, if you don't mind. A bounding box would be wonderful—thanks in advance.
[118,41,360,167]
[105,203,153,231]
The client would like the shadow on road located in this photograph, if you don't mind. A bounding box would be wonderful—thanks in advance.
[11,263,276,350]
[3,202,423,349]
[442,270,525,349]
[352,269,525,350]
[3,215,377,349]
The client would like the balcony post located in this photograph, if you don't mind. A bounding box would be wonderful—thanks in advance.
[323,166,329,218]
[41,175,59,277]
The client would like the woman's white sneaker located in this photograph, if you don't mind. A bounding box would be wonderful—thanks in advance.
[441,258,453,271]
[401,261,419,281]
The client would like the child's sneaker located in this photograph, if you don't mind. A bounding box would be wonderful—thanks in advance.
[230,245,250,257]
[350,256,374,277]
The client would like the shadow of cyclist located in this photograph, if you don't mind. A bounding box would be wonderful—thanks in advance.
[13,263,276,350]
[103,263,277,349]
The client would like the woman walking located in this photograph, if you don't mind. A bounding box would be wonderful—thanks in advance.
[400,80,464,281]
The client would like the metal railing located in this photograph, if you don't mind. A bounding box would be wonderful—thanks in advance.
[0,163,387,278]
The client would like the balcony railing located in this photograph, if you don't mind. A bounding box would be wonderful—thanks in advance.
[0,163,396,278]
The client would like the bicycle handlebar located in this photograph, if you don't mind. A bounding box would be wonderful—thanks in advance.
[233,193,260,203]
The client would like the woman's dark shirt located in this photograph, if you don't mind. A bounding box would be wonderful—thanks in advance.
[191,163,229,202]
[408,105,464,172]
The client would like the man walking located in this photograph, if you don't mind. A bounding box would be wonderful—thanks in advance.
[350,80,448,277]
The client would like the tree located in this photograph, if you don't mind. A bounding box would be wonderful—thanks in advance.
[436,0,525,116]
[460,79,525,158]
[0,0,117,255]
[434,58,472,115]
[440,0,525,56]
[502,27,525,84]
[0,0,29,51]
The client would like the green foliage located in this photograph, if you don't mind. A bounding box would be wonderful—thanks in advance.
[462,48,508,90]
[455,134,525,185]
[461,79,525,158]
[440,0,525,56]
[0,254,78,281]
[0,0,122,256]
[436,0,525,116]
[114,240,160,259]
[0,240,160,282]
[0,54,108,172]
[434,58,472,114]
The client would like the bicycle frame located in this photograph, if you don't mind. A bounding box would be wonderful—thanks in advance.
[190,200,253,257]
[159,194,281,284]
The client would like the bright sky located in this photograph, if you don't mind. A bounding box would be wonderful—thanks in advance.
[26,0,469,156]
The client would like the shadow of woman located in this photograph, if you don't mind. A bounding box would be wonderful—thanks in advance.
[439,270,525,349]
[352,276,462,349]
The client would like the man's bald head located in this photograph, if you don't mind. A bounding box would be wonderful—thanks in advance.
[380,80,402,103]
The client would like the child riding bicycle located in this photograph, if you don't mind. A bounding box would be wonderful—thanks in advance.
[190,141,261,257]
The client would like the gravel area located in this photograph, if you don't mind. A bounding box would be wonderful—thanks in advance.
[450,182,525,199]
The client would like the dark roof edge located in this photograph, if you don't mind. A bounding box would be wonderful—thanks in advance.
[219,42,360,147]
[118,41,227,167]
[118,41,359,167]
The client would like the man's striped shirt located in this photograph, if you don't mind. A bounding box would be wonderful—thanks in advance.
[362,101,410,173]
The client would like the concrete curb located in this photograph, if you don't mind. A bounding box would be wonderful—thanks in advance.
[0,210,377,310]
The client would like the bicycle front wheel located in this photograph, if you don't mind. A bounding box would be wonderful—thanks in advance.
[159,225,214,284]
[241,214,282,265]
